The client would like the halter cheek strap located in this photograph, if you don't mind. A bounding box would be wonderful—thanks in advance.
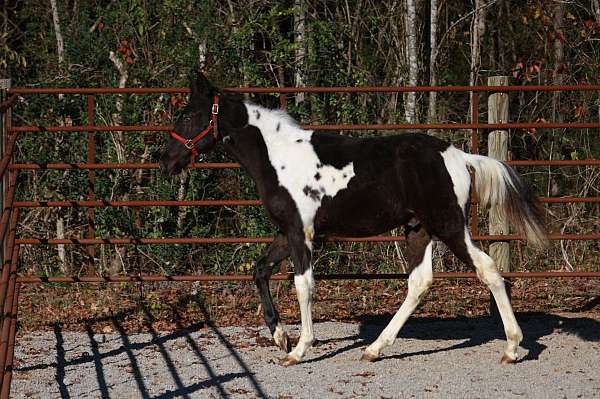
[169,95,220,157]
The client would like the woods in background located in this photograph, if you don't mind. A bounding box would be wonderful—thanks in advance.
[1,0,599,277]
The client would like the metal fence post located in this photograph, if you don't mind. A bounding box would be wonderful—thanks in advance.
[87,95,96,270]
[0,79,11,269]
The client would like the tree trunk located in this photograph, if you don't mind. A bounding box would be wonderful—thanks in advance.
[56,216,66,270]
[50,0,67,270]
[551,0,565,123]
[592,0,600,26]
[176,170,189,231]
[183,21,207,70]
[50,0,65,66]
[294,0,307,105]
[469,0,487,120]
[108,50,128,163]
[427,0,439,131]
[383,0,402,123]
[404,0,418,123]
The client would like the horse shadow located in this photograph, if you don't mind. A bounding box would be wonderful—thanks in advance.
[306,309,600,364]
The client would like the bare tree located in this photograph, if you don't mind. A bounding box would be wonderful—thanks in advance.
[551,0,565,122]
[404,0,419,123]
[294,0,307,105]
[108,50,128,163]
[50,0,68,270]
[592,0,600,26]
[427,0,439,127]
[50,0,65,66]
[469,0,488,120]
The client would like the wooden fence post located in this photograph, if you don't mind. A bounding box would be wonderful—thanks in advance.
[487,76,511,314]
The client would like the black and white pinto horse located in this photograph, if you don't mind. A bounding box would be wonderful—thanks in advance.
[160,72,547,366]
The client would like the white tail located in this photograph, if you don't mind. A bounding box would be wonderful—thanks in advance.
[463,153,548,248]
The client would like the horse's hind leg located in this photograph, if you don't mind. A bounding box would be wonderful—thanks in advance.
[362,224,433,361]
[441,228,523,364]
[253,233,291,352]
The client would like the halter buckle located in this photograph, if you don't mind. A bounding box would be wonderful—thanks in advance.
[184,139,194,150]
[212,103,219,115]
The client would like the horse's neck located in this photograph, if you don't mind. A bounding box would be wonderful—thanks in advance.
[221,126,280,197]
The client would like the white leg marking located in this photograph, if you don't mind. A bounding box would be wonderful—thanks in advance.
[464,228,522,361]
[364,242,433,358]
[288,267,315,361]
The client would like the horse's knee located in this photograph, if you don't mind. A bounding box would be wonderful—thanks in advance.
[476,262,504,289]
[253,260,273,285]
[408,273,432,301]
[294,269,314,301]
[472,252,504,289]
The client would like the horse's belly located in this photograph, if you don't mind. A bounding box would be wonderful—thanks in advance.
[313,197,410,237]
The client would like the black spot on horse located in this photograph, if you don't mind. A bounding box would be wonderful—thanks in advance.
[303,185,321,202]
[316,163,323,169]
[281,165,286,170]
[314,172,321,181]
[276,122,280,132]
[255,110,261,119]
[343,173,347,178]
[296,139,303,143]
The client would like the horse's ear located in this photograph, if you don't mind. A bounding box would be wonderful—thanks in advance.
[190,72,211,98]
[190,71,213,99]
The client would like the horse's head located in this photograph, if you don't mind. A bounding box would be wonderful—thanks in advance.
[159,72,220,176]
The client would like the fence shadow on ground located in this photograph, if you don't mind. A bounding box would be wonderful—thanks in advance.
[16,295,599,398]
[304,310,600,364]
[18,292,268,399]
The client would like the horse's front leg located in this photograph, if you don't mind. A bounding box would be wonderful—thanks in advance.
[279,229,314,367]
[253,233,291,352]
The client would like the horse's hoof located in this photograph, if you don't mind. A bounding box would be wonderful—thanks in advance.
[360,351,378,362]
[274,329,291,353]
[500,354,517,364]
[279,355,299,367]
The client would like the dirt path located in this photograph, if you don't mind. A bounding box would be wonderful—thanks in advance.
[11,313,600,398]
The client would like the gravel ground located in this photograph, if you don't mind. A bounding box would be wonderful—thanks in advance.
[11,313,600,398]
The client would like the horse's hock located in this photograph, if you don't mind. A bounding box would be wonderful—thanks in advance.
[1,82,600,397]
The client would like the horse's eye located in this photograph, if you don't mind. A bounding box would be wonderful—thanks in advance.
[183,115,191,122]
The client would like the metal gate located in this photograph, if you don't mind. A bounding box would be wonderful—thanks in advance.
[0,83,599,397]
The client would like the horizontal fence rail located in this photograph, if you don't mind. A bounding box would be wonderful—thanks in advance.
[9,197,600,209]
[8,122,600,133]
[13,233,600,245]
[8,160,600,170]
[8,84,600,94]
[14,271,600,284]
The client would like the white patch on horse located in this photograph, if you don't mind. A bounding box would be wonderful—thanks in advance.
[440,146,471,214]
[245,102,355,236]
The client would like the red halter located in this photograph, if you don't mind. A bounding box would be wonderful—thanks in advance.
[169,96,220,157]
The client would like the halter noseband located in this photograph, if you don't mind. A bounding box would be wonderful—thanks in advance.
[169,96,220,157]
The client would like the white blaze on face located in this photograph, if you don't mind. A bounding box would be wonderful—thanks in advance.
[245,103,355,239]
